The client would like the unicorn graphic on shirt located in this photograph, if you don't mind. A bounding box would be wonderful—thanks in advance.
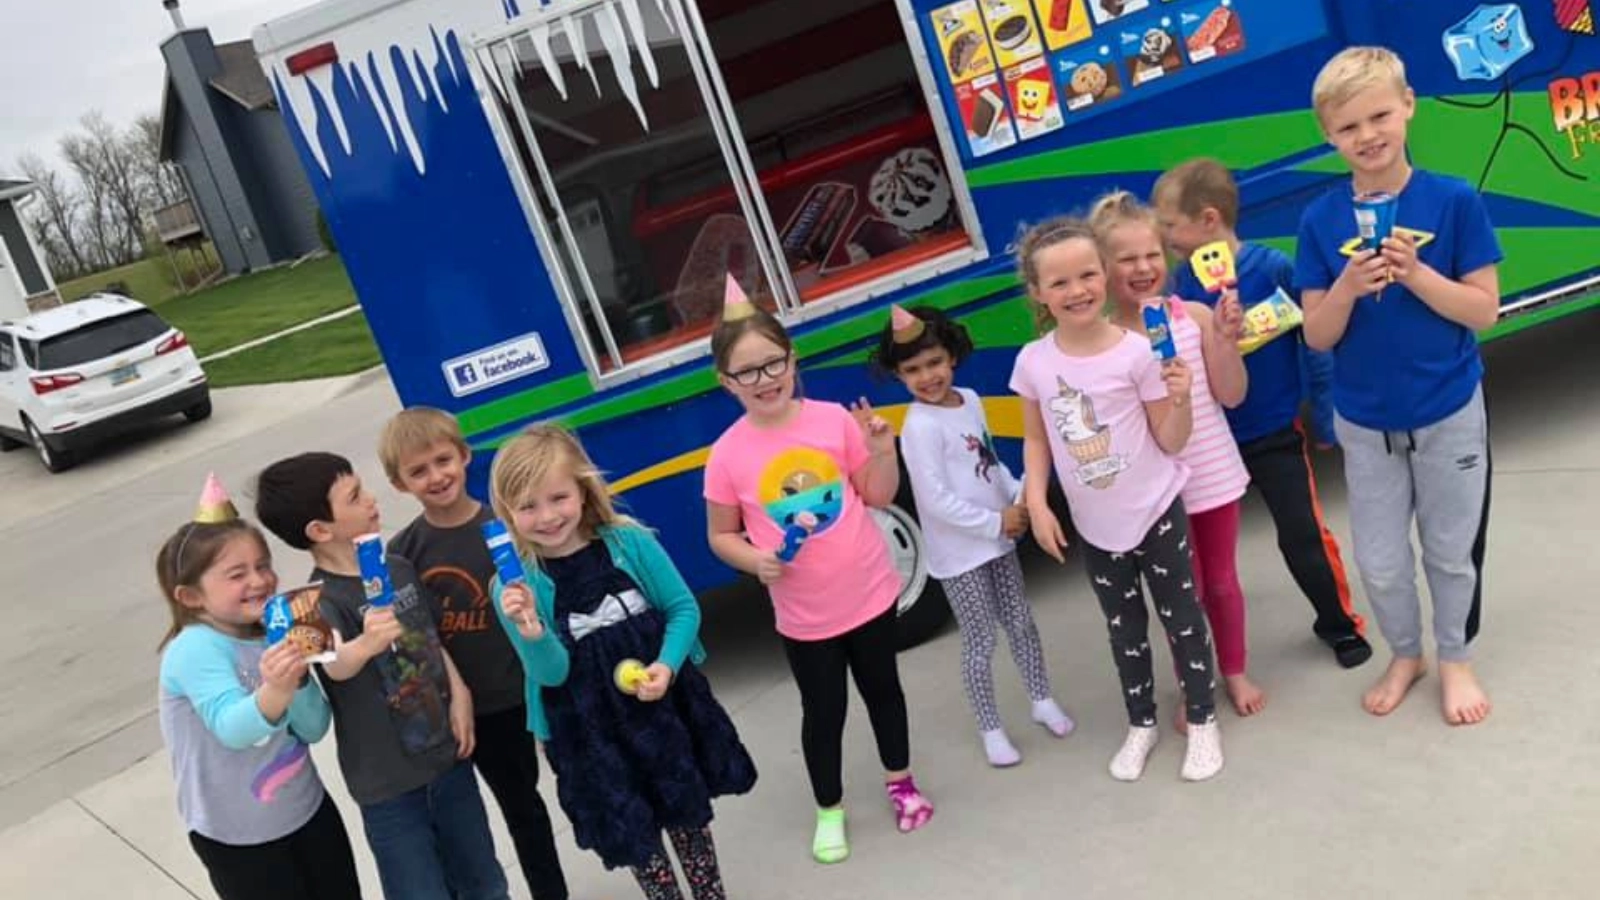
[1048,377,1126,489]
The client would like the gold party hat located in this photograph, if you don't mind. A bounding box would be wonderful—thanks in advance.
[194,472,240,524]
[890,304,925,344]
[721,273,757,322]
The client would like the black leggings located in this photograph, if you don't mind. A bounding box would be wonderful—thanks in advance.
[188,793,361,900]
[781,603,910,807]
[1081,500,1217,727]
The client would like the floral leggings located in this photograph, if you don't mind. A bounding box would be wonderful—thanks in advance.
[631,827,723,900]
[937,551,1053,732]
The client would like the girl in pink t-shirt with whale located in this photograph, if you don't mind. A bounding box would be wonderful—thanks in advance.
[1009,217,1225,783]
[702,277,933,866]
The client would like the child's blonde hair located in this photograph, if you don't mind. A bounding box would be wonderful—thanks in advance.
[1312,46,1410,124]
[378,407,470,484]
[1152,159,1240,230]
[1013,216,1098,333]
[488,423,634,560]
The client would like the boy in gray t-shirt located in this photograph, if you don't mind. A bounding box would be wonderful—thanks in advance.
[257,452,509,900]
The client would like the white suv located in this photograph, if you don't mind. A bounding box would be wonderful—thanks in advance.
[0,294,210,472]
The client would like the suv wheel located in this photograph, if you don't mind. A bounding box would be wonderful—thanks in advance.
[184,396,213,422]
[25,419,75,473]
[868,504,951,650]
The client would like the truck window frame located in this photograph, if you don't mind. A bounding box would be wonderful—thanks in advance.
[467,0,987,389]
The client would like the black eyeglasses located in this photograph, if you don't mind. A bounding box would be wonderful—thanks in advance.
[724,354,791,387]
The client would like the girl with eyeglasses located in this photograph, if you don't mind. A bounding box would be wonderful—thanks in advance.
[702,278,935,865]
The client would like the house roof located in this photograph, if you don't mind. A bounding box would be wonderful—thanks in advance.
[158,37,277,162]
[0,178,37,202]
[210,40,276,110]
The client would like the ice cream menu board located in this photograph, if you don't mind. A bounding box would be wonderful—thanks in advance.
[923,0,1323,155]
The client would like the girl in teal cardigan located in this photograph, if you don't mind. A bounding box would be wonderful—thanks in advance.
[489,424,756,900]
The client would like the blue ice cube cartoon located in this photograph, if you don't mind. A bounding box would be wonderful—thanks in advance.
[1443,4,1534,81]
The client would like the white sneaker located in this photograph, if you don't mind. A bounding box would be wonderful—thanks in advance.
[1181,720,1224,782]
[1109,725,1159,781]
[1031,698,1076,737]
[981,729,1021,767]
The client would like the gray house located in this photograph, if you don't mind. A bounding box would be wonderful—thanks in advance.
[157,18,322,275]
[0,179,58,319]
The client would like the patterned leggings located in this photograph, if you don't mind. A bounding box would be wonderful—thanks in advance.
[1082,500,1217,727]
[937,551,1053,732]
[630,828,723,900]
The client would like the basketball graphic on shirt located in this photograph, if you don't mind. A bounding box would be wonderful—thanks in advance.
[1048,377,1127,489]
[758,447,847,536]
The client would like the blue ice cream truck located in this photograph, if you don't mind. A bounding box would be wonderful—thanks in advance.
[252,0,1600,644]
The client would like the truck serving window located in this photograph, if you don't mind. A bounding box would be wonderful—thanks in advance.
[475,0,982,381]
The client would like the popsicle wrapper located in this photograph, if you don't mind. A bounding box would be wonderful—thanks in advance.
[356,534,394,608]
[263,582,335,664]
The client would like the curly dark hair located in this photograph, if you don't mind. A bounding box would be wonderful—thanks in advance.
[868,306,975,378]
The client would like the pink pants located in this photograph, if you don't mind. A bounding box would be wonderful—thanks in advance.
[1188,501,1248,677]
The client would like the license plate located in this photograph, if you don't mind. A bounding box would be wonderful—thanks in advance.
[110,364,140,386]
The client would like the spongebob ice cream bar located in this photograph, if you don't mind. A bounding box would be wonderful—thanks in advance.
[1189,241,1238,293]
[251,0,1600,652]
[1237,288,1305,356]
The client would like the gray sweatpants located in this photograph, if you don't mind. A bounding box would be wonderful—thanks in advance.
[1334,385,1490,662]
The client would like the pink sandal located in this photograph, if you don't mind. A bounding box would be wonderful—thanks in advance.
[886,776,934,833]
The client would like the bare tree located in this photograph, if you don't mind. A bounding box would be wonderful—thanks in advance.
[60,113,144,267]
[15,153,90,277]
[132,113,186,210]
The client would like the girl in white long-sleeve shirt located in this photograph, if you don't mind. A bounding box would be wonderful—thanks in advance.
[871,305,1073,767]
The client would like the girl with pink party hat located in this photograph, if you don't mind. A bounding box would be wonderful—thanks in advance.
[156,473,361,900]
[870,304,1073,768]
[703,276,934,865]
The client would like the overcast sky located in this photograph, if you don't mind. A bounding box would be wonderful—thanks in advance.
[1,0,311,171]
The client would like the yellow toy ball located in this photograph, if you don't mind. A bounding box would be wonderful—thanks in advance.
[614,658,649,695]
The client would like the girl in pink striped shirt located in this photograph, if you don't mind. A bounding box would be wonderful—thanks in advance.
[1091,191,1267,726]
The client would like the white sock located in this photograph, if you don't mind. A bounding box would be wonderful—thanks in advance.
[981,729,1021,767]
[1181,720,1224,782]
[1109,725,1159,782]
[1031,698,1075,737]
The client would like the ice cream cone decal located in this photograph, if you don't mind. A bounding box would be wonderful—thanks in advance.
[890,304,926,344]
[722,273,757,322]
[194,472,240,523]
[1554,0,1594,35]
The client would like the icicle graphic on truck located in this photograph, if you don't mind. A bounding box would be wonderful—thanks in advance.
[268,0,671,179]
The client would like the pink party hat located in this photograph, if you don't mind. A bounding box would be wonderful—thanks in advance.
[890,304,925,344]
[721,273,757,322]
[194,472,240,524]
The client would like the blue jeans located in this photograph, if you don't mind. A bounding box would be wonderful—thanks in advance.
[359,762,510,900]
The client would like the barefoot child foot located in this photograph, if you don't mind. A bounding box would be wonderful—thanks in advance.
[1439,661,1491,726]
[1224,674,1266,717]
[1362,656,1427,716]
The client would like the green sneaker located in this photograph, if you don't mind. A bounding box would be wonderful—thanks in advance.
[812,807,849,864]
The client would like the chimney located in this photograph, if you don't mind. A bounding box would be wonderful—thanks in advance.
[163,0,186,30]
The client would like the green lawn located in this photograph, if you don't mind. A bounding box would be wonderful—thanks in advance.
[57,248,221,306]
[157,255,359,358]
[202,310,382,388]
